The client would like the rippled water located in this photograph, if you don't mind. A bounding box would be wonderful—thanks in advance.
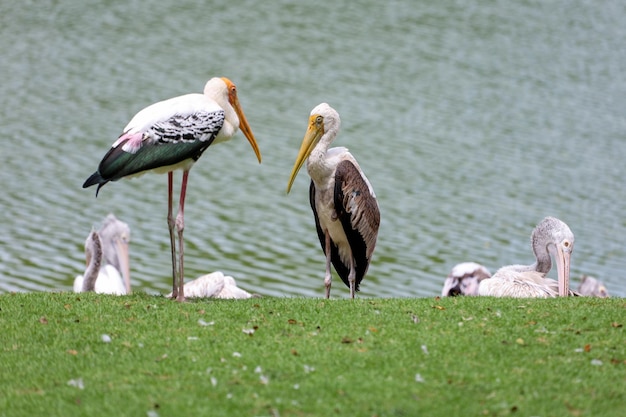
[1,0,624,298]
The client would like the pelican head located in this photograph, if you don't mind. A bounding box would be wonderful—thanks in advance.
[99,214,132,294]
[442,262,491,296]
[204,77,261,163]
[532,216,574,297]
[287,103,340,193]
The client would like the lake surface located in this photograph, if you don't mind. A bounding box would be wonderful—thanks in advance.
[1,0,624,298]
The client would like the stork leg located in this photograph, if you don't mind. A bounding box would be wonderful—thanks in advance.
[167,172,179,299]
[175,170,190,302]
[348,261,356,299]
[324,232,332,299]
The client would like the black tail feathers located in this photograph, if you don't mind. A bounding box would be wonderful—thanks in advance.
[82,172,108,197]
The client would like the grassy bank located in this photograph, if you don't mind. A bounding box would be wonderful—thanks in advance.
[0,292,623,416]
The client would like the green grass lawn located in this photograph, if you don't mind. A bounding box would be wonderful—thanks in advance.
[0,292,623,416]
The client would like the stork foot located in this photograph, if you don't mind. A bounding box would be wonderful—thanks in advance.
[324,274,332,299]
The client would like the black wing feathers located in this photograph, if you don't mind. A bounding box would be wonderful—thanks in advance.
[309,160,380,292]
[98,138,213,181]
[309,180,353,290]
[83,110,225,194]
[334,160,379,290]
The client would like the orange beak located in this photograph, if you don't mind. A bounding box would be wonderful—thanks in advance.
[222,77,262,163]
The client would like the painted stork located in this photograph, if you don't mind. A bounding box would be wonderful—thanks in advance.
[286,103,380,298]
[73,215,131,295]
[478,217,575,297]
[83,77,261,301]
[441,262,491,296]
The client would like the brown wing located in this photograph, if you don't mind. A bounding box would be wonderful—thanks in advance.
[333,159,380,289]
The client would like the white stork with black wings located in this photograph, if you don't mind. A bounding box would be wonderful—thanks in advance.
[82,77,261,301]
[287,103,380,298]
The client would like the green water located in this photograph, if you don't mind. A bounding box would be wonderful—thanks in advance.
[1,0,624,297]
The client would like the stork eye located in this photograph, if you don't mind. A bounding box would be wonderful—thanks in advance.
[316,116,323,124]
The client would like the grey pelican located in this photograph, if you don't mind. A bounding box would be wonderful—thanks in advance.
[98,214,131,293]
[83,77,262,301]
[166,271,253,299]
[577,275,610,297]
[74,215,131,295]
[478,217,575,297]
[287,103,380,298]
[442,262,491,296]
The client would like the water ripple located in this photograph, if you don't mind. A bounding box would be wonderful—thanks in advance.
[1,0,624,298]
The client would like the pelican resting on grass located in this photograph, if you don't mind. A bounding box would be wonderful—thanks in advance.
[577,275,609,297]
[166,271,253,299]
[82,77,262,302]
[441,262,491,296]
[478,217,576,297]
[287,103,380,298]
[74,214,131,295]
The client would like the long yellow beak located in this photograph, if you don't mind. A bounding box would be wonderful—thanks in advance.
[556,243,571,297]
[286,115,324,193]
[222,77,262,163]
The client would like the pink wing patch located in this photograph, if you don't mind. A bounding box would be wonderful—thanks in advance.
[112,132,145,154]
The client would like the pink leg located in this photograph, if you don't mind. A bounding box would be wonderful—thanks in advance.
[324,232,332,299]
[167,172,178,299]
[348,260,356,299]
[175,170,190,302]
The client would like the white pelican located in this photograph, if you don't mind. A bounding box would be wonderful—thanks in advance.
[98,214,131,293]
[83,77,262,302]
[74,217,130,295]
[478,217,575,297]
[577,275,609,298]
[215,275,254,299]
[441,262,491,296]
[166,271,253,299]
[287,103,380,298]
